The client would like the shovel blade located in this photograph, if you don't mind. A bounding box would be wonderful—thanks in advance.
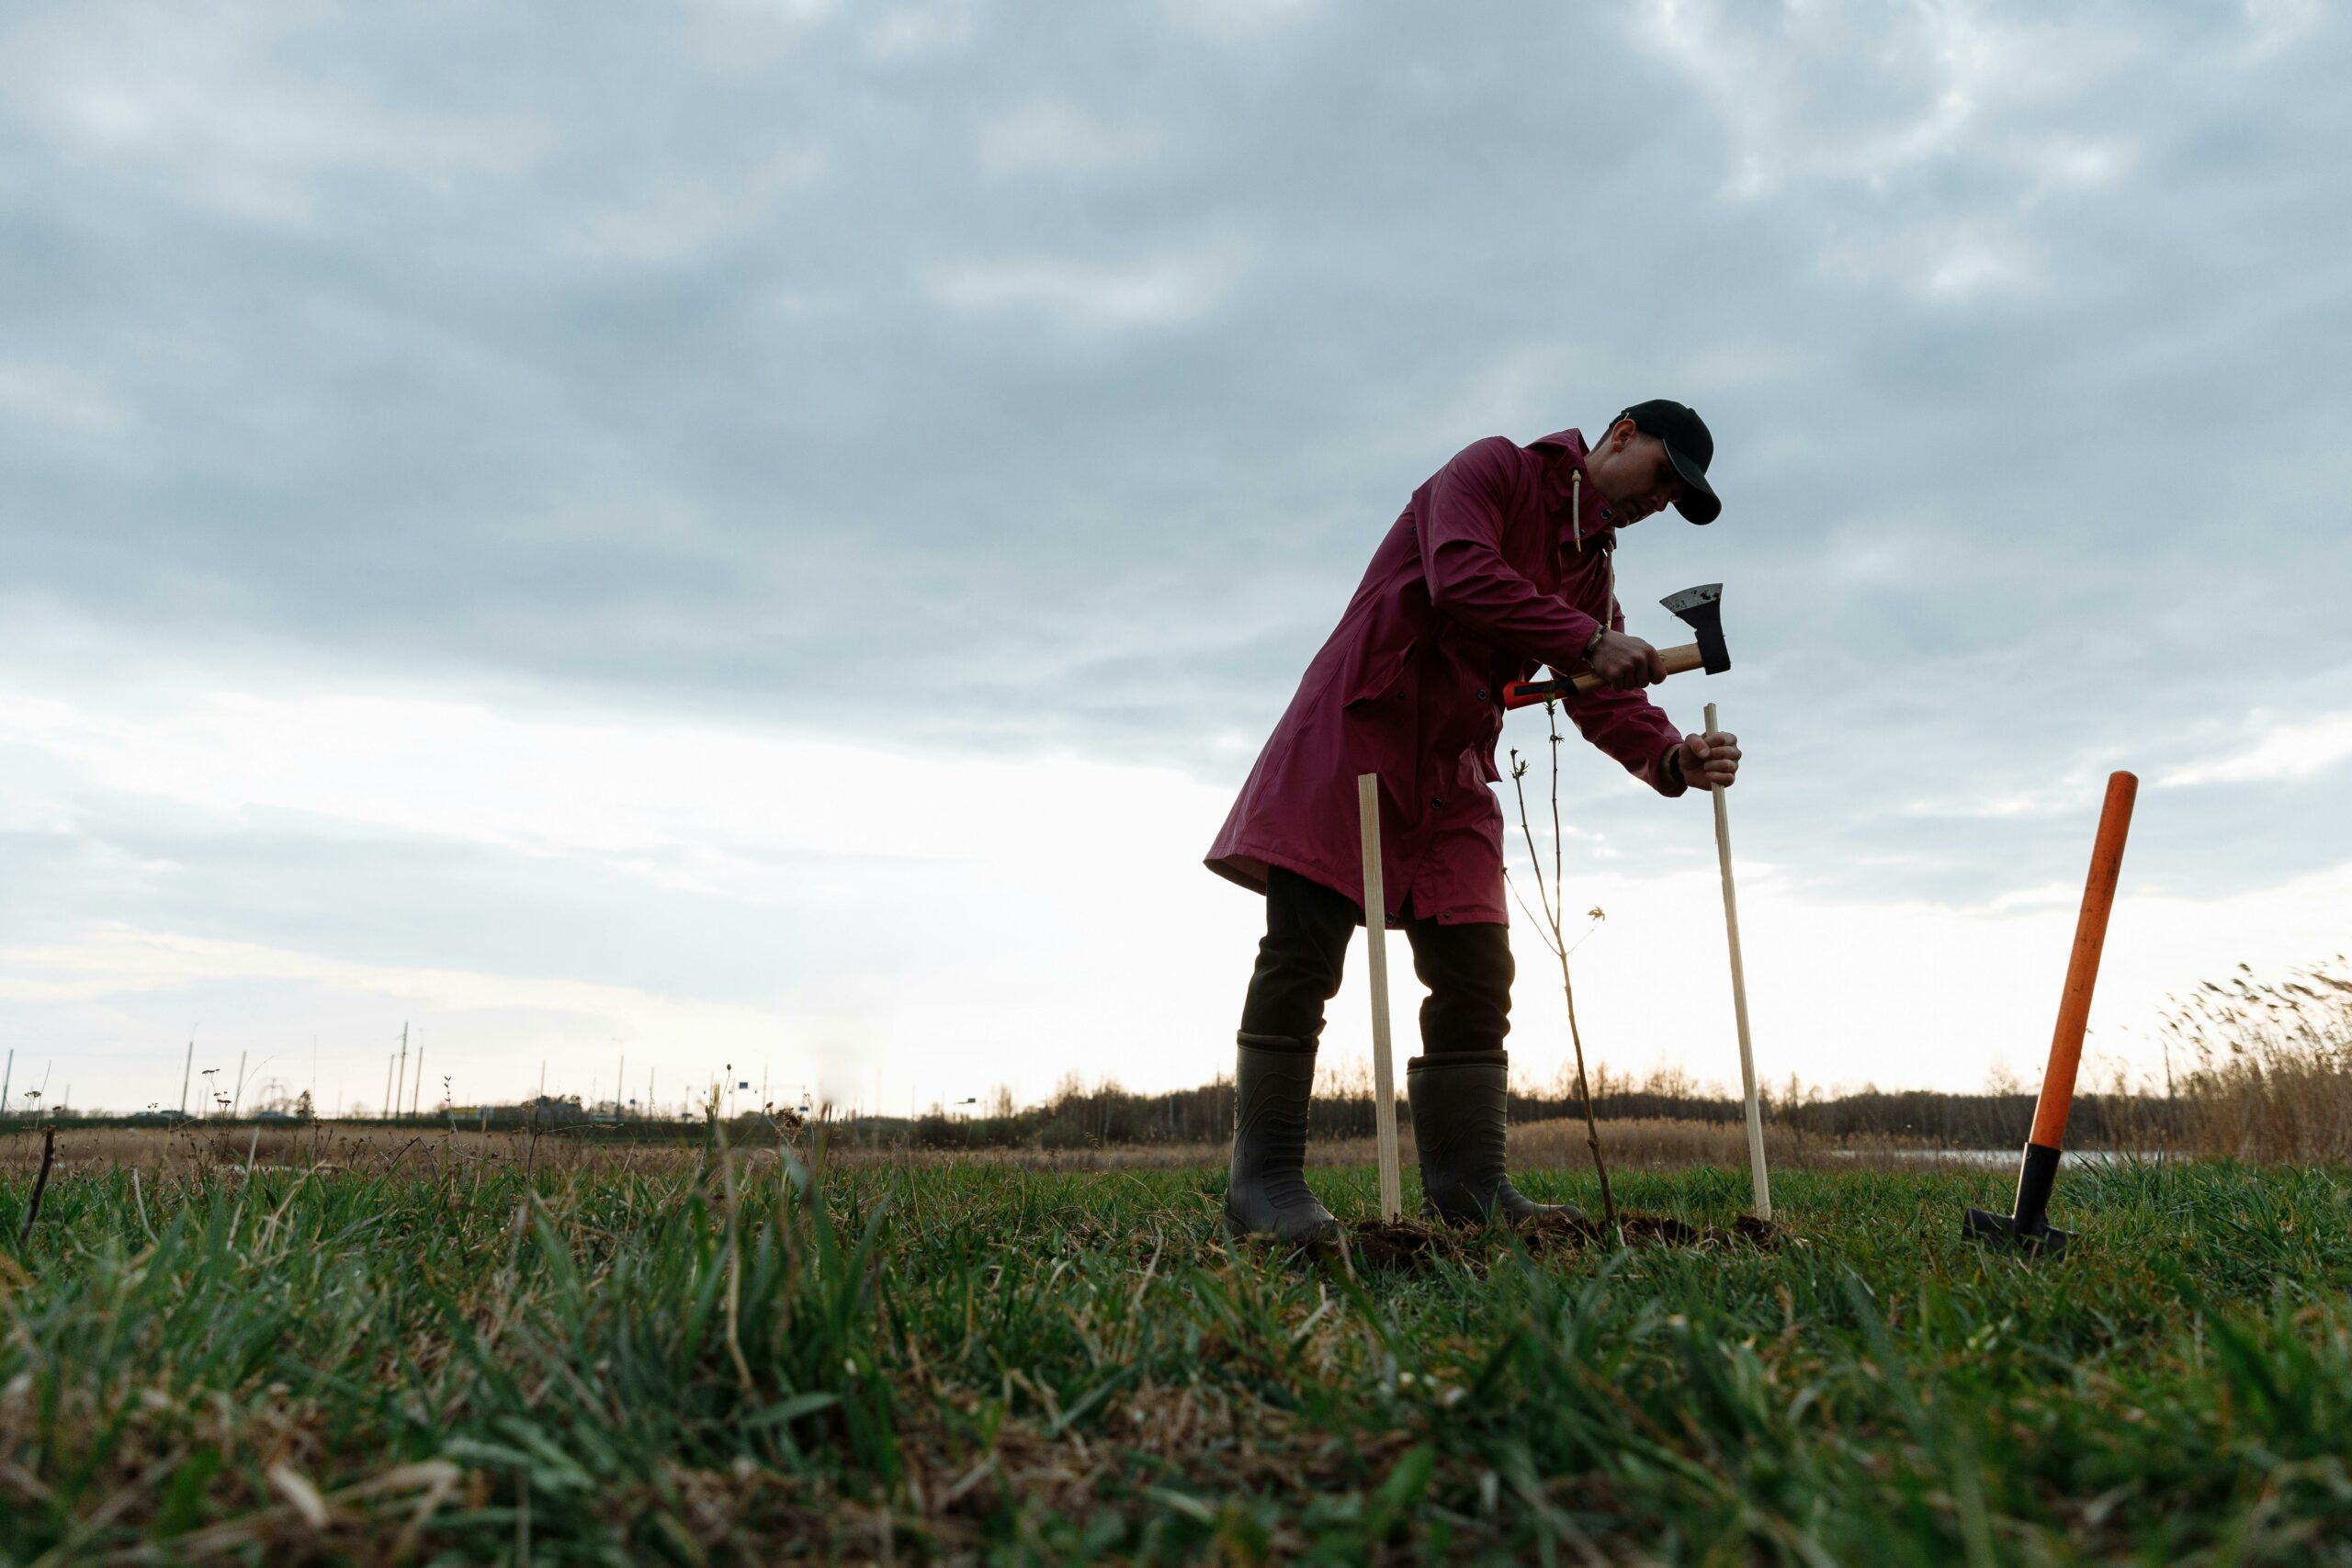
[1962,1206,2072,1258]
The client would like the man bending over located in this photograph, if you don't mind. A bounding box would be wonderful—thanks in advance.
[1204,400,1744,1241]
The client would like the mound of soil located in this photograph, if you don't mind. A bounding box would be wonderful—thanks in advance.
[1336,1210,1783,1270]
[1342,1219,1460,1269]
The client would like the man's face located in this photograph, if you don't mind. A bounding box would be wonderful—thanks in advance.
[1589,423,1684,526]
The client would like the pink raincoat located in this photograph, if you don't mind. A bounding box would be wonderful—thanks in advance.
[1204,429,1690,926]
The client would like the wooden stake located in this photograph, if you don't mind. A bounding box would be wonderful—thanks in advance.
[1704,702,1772,1223]
[1358,773,1403,1222]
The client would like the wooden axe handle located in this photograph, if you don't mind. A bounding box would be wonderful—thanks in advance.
[1503,642,1706,709]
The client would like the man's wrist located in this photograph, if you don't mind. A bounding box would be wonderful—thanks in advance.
[1579,625,1607,662]
[1663,742,1685,786]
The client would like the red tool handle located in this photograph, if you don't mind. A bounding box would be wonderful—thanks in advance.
[1502,642,1710,708]
[1502,675,1588,709]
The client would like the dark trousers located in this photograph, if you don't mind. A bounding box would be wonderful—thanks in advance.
[1238,866,1513,1055]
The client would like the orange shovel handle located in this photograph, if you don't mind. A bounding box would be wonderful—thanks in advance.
[2028,772,2138,1149]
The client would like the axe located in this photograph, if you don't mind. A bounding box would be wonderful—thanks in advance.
[1503,583,1727,710]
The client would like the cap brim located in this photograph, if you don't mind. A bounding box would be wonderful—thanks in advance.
[1665,444,1720,524]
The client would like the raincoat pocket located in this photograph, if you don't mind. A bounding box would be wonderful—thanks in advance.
[1340,637,1415,710]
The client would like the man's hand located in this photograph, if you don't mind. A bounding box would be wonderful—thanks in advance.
[1675,730,1741,791]
[1586,629,1667,690]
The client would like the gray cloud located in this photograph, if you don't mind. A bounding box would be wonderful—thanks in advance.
[2,0,2347,931]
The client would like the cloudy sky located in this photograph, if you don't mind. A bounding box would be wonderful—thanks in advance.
[3,0,2346,1118]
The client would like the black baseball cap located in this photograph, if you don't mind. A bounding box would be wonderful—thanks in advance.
[1615,399,1720,524]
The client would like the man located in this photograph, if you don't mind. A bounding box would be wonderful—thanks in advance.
[1204,400,1744,1241]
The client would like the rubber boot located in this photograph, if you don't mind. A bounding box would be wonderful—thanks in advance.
[1224,1033,1339,1243]
[1407,1051,1589,1225]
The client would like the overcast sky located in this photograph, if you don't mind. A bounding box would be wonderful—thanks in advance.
[4,0,2346,1118]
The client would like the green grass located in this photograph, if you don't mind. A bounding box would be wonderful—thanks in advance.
[4,1146,2350,1564]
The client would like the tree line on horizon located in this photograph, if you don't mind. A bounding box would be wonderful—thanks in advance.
[19,959,2345,1162]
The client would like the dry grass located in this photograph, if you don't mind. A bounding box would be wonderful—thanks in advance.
[1505,1114,1932,1172]
[2,1112,1946,1181]
[0,1121,733,1179]
[2165,959,2352,1162]
[944,1122,1854,1177]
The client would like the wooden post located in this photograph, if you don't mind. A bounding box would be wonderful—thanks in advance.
[1358,773,1403,1221]
[1704,702,1772,1223]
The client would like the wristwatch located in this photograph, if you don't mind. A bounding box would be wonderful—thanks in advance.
[1579,625,1607,663]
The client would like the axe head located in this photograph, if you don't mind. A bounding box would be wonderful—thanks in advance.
[1659,582,1729,674]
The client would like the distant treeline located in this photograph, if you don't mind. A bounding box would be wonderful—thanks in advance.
[15,963,2341,1162]
[886,1077,2185,1152]
[0,1079,2192,1151]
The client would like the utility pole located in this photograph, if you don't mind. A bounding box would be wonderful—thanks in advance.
[395,1024,409,1121]
[179,1031,194,1118]
[1,1048,12,1117]
[412,1043,425,1116]
[232,1050,248,1117]
[616,1055,625,1125]
[382,1053,395,1121]
[646,1066,655,1124]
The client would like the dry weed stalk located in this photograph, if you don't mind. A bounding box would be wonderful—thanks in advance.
[16,1127,55,1247]
[2160,958,2352,1162]
[1506,696,1619,1232]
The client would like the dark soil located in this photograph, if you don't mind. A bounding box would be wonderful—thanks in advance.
[1338,1210,1783,1270]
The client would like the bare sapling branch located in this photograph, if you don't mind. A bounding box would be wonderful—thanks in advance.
[1507,701,1618,1232]
[1508,745,1561,947]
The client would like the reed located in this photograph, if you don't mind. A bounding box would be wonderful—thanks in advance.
[2164,959,2352,1163]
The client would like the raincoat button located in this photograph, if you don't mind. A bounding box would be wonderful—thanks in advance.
[1475,687,1488,702]
[1431,796,1445,810]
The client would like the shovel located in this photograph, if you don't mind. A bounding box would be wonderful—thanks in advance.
[1963,771,2139,1258]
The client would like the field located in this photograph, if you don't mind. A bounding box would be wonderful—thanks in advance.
[4,1130,2350,1565]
